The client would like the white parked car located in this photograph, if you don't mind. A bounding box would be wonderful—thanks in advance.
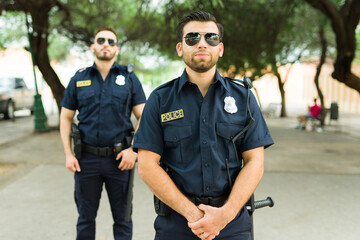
[0,77,34,119]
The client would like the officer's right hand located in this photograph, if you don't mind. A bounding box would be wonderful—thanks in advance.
[65,154,81,172]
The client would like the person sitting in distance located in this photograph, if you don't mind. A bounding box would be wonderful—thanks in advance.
[297,98,321,130]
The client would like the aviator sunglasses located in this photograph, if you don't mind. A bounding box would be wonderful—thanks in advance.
[96,37,117,46]
[184,32,221,46]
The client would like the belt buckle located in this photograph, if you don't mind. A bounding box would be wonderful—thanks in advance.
[195,196,210,205]
[98,147,108,157]
[106,148,112,156]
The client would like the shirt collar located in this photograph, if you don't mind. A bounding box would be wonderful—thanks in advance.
[91,62,120,72]
[177,69,229,93]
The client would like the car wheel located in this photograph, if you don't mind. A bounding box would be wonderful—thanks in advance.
[4,101,15,120]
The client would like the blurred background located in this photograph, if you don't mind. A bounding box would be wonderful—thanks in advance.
[0,1,360,239]
[0,0,359,124]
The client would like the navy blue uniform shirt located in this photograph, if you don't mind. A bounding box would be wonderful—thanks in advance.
[134,70,273,198]
[61,62,146,147]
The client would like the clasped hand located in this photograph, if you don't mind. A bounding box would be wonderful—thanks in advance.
[188,204,232,240]
[116,147,137,171]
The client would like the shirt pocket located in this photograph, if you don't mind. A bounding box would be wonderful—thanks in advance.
[111,88,128,113]
[77,90,95,111]
[162,125,193,165]
[216,122,245,167]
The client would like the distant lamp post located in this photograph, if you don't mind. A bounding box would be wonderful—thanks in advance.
[25,13,49,132]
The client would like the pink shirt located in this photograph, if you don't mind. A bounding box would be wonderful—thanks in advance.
[309,104,321,118]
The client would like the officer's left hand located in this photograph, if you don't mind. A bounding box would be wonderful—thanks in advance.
[188,204,233,240]
[116,147,137,171]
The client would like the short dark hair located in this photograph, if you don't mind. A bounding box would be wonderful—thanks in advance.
[176,11,224,43]
[94,26,117,40]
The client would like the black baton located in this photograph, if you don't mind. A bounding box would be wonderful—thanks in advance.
[124,165,135,222]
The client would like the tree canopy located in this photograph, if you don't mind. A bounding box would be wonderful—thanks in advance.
[0,0,359,115]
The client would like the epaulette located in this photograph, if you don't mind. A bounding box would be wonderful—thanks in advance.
[225,77,246,88]
[226,77,253,89]
[77,67,87,73]
[154,77,179,91]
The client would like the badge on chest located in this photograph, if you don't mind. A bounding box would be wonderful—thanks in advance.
[116,75,126,86]
[224,96,238,114]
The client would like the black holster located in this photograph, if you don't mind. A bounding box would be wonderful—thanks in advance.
[114,134,133,156]
[154,162,172,216]
[154,195,171,216]
[70,123,82,159]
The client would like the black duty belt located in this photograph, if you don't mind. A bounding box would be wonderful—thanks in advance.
[82,144,114,157]
[188,195,227,208]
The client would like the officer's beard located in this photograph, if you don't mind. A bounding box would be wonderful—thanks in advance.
[183,54,218,73]
[94,50,116,61]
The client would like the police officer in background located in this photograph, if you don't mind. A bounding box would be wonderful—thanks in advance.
[60,26,146,240]
[133,11,274,240]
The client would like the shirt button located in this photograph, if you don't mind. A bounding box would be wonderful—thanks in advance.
[202,118,205,123]
[206,186,210,191]
[202,140,207,144]
[204,163,209,167]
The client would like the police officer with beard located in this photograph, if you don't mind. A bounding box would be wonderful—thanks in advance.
[60,26,146,240]
[133,11,273,240]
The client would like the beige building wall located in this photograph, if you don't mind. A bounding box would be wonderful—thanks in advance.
[253,62,360,116]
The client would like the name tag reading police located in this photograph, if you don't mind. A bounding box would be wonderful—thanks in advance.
[76,80,91,87]
[161,109,184,123]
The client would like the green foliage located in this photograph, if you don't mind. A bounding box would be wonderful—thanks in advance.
[0,11,27,50]
[142,0,301,77]
[138,0,340,81]
[355,25,360,63]
[48,31,74,62]
[1,0,357,88]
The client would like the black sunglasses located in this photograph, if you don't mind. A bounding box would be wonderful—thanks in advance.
[96,37,117,46]
[184,32,221,47]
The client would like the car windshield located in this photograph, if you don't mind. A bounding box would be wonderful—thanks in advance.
[0,78,14,88]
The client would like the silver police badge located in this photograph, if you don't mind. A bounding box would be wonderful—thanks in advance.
[224,96,238,114]
[115,75,126,86]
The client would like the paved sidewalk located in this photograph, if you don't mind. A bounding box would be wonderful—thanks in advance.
[0,113,359,240]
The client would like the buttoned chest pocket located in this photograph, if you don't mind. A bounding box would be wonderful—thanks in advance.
[216,122,244,167]
[77,90,95,111]
[163,125,193,165]
[112,88,129,112]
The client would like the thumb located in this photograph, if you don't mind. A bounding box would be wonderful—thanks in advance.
[75,161,81,172]
[197,204,208,212]
[116,151,123,160]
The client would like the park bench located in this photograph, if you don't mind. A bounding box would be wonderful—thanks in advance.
[262,103,281,117]
[308,107,329,130]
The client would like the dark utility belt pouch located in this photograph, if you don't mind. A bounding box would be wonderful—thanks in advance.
[70,123,82,159]
[154,195,171,216]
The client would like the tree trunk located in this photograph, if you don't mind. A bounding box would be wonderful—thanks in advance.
[304,0,360,93]
[1,0,66,113]
[29,4,64,113]
[314,27,326,107]
[272,62,287,118]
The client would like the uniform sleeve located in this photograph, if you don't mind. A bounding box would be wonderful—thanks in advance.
[240,91,274,152]
[133,91,164,155]
[130,72,146,106]
[60,76,78,110]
